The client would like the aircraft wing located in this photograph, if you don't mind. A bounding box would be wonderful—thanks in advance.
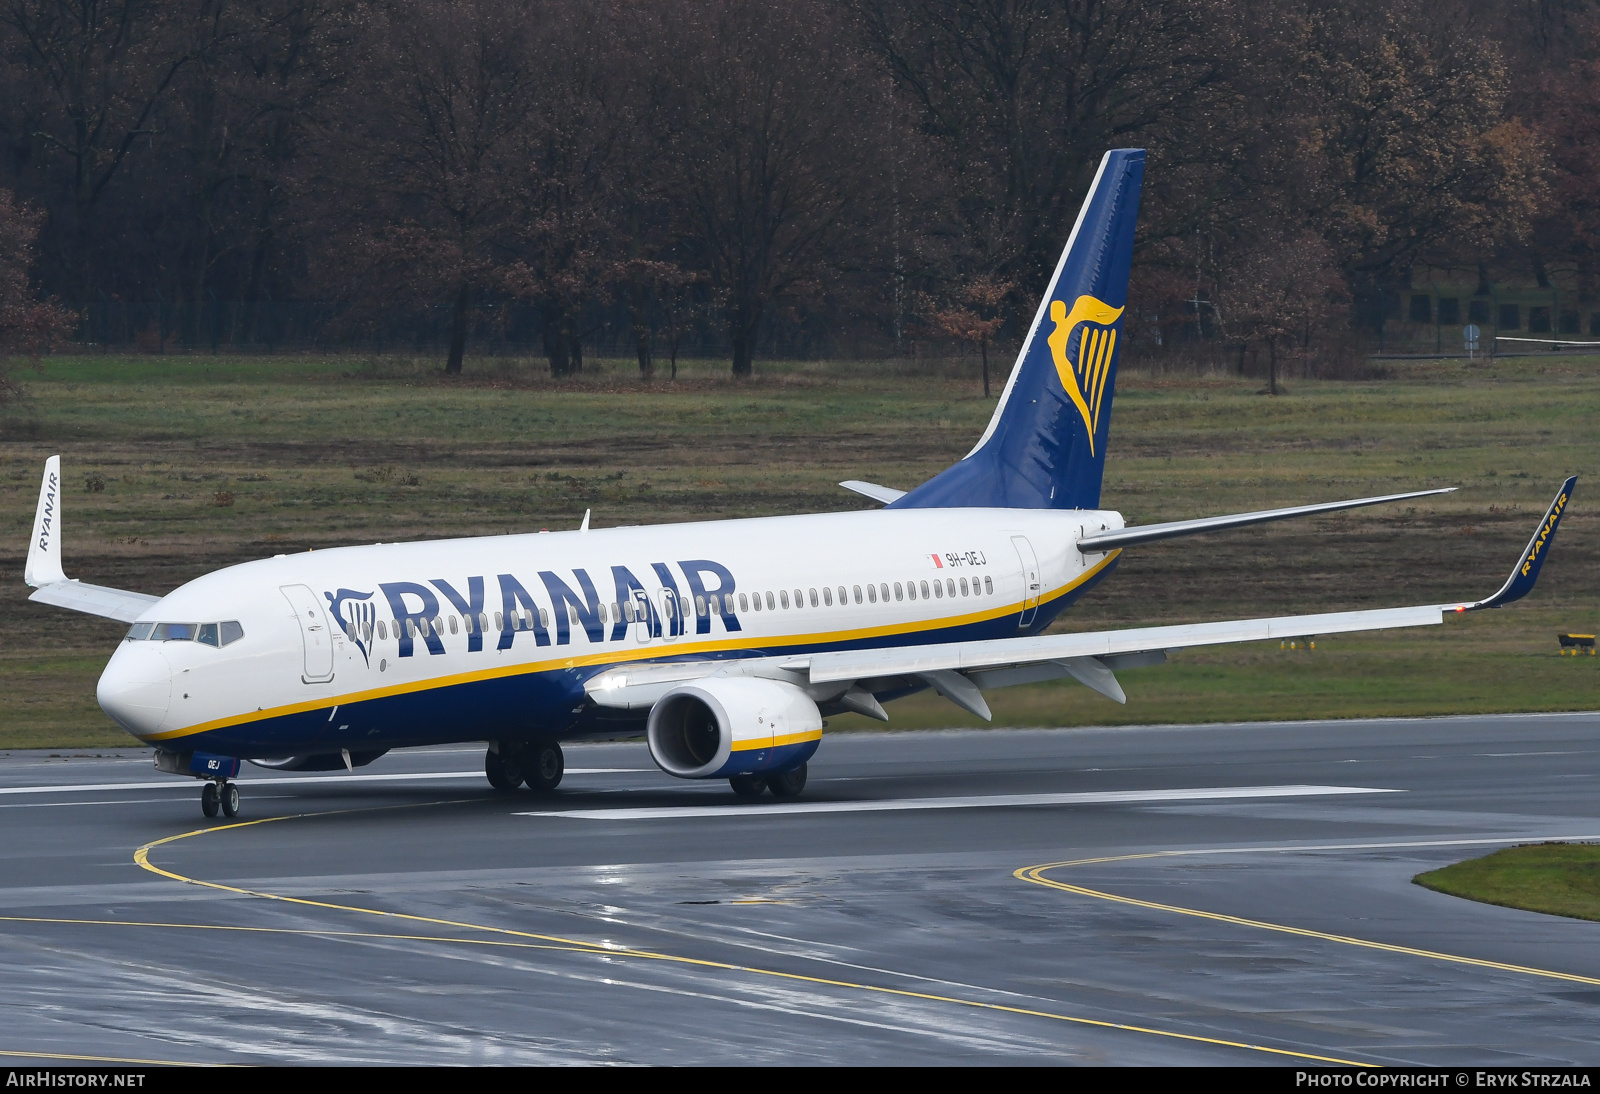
[24,456,162,624]
[29,581,159,623]
[783,476,1576,719]
[1077,486,1457,552]
[588,478,1575,721]
[787,476,1574,716]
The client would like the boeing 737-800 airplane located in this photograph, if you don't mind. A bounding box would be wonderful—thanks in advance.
[22,149,1576,819]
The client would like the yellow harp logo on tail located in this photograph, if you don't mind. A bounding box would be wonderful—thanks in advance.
[1047,295,1125,456]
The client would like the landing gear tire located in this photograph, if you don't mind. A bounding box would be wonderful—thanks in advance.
[523,741,564,793]
[729,774,766,800]
[220,782,240,818]
[485,747,524,792]
[201,782,219,818]
[766,762,807,800]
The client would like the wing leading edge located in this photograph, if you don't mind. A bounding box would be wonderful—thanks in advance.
[1077,486,1457,552]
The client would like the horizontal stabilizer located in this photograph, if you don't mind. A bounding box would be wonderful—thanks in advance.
[839,480,906,505]
[1078,486,1456,552]
[30,581,159,623]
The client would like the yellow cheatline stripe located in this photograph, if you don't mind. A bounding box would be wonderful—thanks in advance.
[123,804,1369,1066]
[730,729,825,754]
[142,551,1122,744]
[1016,854,1600,988]
[0,1048,221,1067]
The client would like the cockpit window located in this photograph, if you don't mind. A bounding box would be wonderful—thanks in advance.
[126,620,244,646]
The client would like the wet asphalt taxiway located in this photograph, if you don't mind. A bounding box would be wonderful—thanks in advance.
[3,713,1600,1065]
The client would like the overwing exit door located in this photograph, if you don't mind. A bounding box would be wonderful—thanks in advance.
[281,583,336,683]
[1011,536,1041,628]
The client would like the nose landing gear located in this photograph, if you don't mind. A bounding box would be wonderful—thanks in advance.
[200,779,240,819]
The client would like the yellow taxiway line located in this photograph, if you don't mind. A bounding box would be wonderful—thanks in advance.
[112,805,1376,1066]
[1017,843,1600,988]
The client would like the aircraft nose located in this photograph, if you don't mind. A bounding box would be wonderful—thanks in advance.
[97,643,172,738]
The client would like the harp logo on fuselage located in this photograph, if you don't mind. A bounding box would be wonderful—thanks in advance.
[1046,294,1124,456]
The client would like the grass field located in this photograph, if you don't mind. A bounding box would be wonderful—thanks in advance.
[1,351,1596,749]
[1414,843,1600,922]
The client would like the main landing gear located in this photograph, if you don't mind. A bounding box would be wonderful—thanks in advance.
[200,779,240,819]
[485,740,565,793]
[729,762,807,801]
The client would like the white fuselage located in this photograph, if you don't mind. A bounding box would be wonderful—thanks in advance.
[97,506,1124,757]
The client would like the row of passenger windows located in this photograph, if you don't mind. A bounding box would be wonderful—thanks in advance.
[738,575,993,613]
[125,621,245,647]
[361,574,997,643]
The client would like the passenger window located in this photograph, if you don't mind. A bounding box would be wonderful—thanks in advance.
[894,582,903,602]
[984,576,993,594]
[494,612,504,630]
[837,586,846,605]
[712,595,723,615]
[197,622,220,647]
[766,591,775,610]
[809,588,818,607]
[921,580,931,599]
[960,577,969,596]
[793,589,802,607]
[879,583,889,602]
[739,593,749,612]
[449,616,459,634]
[127,622,155,641]
[822,587,832,606]
[906,581,916,601]
[933,580,942,599]
[377,620,387,640]
[539,608,550,628]
[867,584,876,603]
[780,590,790,609]
[853,585,863,604]
[479,613,489,631]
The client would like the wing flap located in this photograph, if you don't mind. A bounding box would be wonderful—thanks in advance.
[805,604,1443,685]
[30,581,160,623]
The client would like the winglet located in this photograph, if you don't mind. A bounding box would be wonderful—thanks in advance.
[25,455,67,588]
[1454,476,1577,612]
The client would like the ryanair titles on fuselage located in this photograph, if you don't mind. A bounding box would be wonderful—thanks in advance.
[328,559,740,660]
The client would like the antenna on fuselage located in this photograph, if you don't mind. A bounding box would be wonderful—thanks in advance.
[579,509,591,533]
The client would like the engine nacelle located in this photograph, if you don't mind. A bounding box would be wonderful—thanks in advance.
[247,749,389,772]
[646,677,822,779]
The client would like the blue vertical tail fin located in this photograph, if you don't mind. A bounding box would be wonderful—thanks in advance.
[891,148,1145,511]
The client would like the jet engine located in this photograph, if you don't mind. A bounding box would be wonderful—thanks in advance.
[646,677,822,779]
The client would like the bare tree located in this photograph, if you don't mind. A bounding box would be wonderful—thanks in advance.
[1215,230,1346,395]
[1,0,213,296]
[922,274,1010,396]
[0,188,74,403]
[650,0,890,376]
